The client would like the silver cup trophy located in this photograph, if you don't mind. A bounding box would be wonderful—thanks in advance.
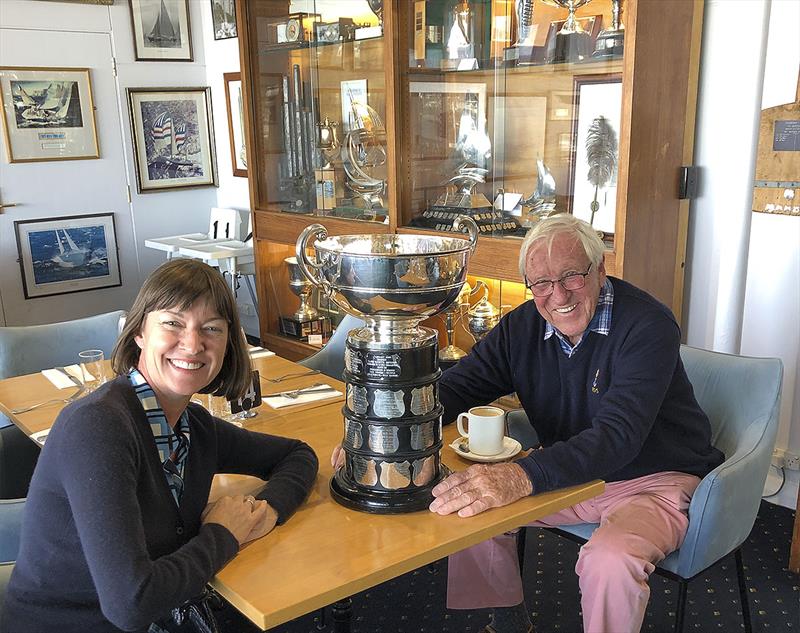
[284,256,319,322]
[295,216,479,513]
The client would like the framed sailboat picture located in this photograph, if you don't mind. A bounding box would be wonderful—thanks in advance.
[14,213,121,299]
[129,0,193,62]
[0,66,99,163]
[127,87,218,193]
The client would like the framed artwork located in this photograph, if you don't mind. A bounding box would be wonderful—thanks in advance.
[129,0,193,62]
[341,79,368,133]
[0,66,99,163]
[127,87,218,193]
[211,0,238,40]
[223,72,247,177]
[14,213,121,299]
[568,74,623,235]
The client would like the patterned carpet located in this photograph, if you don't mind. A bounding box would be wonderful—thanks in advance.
[217,500,799,633]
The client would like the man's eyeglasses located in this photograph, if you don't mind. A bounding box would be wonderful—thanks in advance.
[525,264,593,298]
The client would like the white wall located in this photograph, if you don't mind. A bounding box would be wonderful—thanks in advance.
[685,0,800,509]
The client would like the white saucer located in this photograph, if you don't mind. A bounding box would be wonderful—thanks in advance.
[449,436,522,463]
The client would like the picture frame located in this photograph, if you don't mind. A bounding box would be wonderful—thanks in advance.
[340,79,368,133]
[14,213,121,299]
[211,0,237,40]
[129,0,193,62]
[0,66,99,163]
[127,86,218,193]
[567,74,623,235]
[223,72,247,177]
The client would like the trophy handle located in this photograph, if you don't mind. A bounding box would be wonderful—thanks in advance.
[452,215,479,252]
[471,279,488,304]
[295,224,331,295]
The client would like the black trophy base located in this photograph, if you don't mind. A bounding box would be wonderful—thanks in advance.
[550,31,592,64]
[329,465,452,514]
[278,316,332,340]
[410,207,526,237]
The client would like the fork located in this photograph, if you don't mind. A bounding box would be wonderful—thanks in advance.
[262,370,321,384]
[12,387,85,414]
[263,383,337,400]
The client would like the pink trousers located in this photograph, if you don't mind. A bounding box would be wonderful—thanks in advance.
[446,471,700,633]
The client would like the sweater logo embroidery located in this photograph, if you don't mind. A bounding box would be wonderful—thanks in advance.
[591,369,600,394]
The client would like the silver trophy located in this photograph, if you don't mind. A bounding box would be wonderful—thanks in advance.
[284,256,319,322]
[593,0,624,58]
[542,0,594,63]
[295,216,479,513]
[438,282,474,364]
[466,281,501,341]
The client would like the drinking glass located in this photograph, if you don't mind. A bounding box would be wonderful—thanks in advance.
[78,349,106,392]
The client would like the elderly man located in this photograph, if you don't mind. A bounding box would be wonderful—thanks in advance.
[430,214,724,633]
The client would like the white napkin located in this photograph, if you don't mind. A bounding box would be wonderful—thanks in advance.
[263,383,342,409]
[248,346,276,360]
[30,428,50,447]
[41,365,88,389]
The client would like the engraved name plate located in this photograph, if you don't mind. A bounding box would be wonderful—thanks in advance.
[412,455,436,486]
[372,388,406,418]
[379,460,412,489]
[344,417,363,449]
[368,424,400,453]
[365,352,402,379]
[410,420,435,451]
[410,384,435,416]
[351,455,378,486]
[349,384,369,415]
[345,348,363,374]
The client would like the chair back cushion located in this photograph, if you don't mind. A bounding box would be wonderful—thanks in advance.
[671,345,782,577]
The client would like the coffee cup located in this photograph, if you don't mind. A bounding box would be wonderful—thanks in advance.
[456,406,506,455]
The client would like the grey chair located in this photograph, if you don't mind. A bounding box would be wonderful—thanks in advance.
[0,498,24,619]
[299,314,366,380]
[0,310,126,499]
[512,345,783,633]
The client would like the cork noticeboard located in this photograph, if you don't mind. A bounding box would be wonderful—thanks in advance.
[752,101,799,217]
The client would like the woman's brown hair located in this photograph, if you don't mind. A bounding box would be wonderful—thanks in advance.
[111,259,252,400]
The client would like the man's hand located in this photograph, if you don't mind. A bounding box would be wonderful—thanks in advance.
[429,462,533,517]
[331,444,345,470]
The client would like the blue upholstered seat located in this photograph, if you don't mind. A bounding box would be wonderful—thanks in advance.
[510,345,783,633]
[299,314,366,380]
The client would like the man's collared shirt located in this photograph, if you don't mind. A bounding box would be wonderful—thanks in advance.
[544,278,614,357]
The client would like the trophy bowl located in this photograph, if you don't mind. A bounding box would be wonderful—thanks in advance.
[295,216,478,513]
[284,256,319,322]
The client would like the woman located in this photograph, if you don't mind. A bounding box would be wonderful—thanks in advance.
[3,259,319,632]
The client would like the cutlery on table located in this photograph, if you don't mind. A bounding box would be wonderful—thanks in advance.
[12,368,86,414]
[263,383,338,400]
[261,370,320,384]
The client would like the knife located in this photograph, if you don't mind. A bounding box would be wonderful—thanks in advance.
[56,366,84,388]
[263,385,338,399]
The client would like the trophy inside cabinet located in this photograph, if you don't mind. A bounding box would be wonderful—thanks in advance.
[247,0,388,224]
[400,0,624,246]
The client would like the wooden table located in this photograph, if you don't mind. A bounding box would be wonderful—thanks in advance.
[0,357,603,631]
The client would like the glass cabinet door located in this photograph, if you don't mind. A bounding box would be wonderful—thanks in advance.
[243,0,389,224]
[399,0,625,248]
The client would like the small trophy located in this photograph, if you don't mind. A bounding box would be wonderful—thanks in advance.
[521,159,557,227]
[542,0,594,63]
[279,257,332,340]
[466,281,501,342]
[438,282,474,365]
[593,0,624,58]
[315,117,341,210]
[443,0,478,69]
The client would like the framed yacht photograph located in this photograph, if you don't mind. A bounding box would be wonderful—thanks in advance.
[127,86,218,193]
[0,66,99,163]
[211,0,237,40]
[129,0,193,61]
[223,72,247,177]
[14,213,121,299]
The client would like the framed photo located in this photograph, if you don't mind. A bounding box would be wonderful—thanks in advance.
[211,0,237,40]
[14,213,121,299]
[568,74,623,235]
[223,72,247,177]
[127,87,218,193]
[0,66,99,163]
[129,0,193,62]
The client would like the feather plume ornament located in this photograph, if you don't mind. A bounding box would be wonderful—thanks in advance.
[585,115,618,226]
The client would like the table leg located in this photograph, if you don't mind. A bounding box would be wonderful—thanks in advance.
[790,482,800,574]
[331,597,352,633]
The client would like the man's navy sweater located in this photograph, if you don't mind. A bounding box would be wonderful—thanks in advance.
[440,277,724,495]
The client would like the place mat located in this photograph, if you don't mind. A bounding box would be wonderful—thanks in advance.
[263,384,342,409]
[41,365,88,389]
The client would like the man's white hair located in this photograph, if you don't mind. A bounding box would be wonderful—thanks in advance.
[517,214,605,279]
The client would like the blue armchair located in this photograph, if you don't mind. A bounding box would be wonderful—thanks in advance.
[0,310,126,499]
[299,314,366,380]
[512,345,783,633]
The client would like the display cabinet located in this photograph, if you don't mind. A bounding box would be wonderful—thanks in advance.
[237,0,703,359]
